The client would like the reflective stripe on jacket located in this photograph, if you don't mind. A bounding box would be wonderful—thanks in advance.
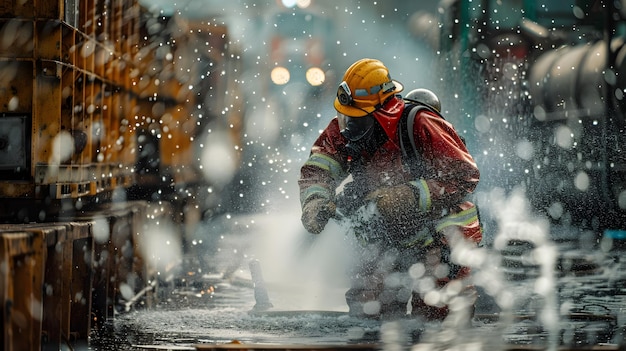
[299,96,482,244]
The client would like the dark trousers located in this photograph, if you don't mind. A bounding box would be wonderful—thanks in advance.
[345,242,472,320]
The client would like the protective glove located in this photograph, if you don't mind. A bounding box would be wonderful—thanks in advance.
[365,183,418,220]
[335,181,367,216]
[301,198,336,234]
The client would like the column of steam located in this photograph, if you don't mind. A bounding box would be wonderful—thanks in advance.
[249,259,273,311]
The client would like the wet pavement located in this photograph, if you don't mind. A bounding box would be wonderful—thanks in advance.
[89,209,626,351]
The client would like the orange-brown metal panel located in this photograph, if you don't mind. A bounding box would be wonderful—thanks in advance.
[34,0,62,19]
[85,78,103,165]
[40,225,66,348]
[0,230,46,351]
[81,74,94,167]
[0,182,35,198]
[160,105,196,174]
[66,201,148,330]
[33,60,62,179]
[0,224,68,349]
[82,37,96,73]
[106,88,122,166]
[66,221,94,341]
[119,94,137,168]
[94,42,106,78]
[111,0,123,54]
[94,0,107,41]
[158,62,183,101]
[62,23,75,64]
[78,0,95,36]
[0,221,95,346]
[0,0,34,18]
[36,20,62,61]
[72,70,87,164]
[0,19,34,58]
[61,66,77,162]
[100,85,113,165]
[0,60,33,114]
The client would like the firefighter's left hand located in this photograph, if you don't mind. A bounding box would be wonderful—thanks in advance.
[365,183,417,219]
[301,198,336,234]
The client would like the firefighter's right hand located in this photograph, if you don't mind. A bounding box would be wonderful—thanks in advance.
[301,198,336,234]
[335,182,366,216]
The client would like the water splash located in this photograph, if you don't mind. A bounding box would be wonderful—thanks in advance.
[486,186,559,350]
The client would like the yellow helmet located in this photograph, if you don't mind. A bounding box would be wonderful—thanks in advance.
[334,58,404,117]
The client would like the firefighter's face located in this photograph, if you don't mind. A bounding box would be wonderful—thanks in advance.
[339,113,376,142]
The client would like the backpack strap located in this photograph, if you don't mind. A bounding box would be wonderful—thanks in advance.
[400,102,482,229]
[399,102,466,161]
[399,103,430,175]
[406,105,420,158]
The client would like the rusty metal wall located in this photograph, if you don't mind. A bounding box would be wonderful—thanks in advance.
[0,200,160,350]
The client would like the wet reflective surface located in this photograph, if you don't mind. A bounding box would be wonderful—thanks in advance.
[89,211,626,350]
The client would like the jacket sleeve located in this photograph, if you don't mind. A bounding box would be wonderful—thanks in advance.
[298,118,349,207]
[407,110,480,213]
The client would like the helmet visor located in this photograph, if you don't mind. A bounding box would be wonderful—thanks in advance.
[340,114,376,142]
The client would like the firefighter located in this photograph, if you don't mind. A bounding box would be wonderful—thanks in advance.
[298,58,482,320]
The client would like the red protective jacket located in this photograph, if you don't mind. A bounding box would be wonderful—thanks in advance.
[299,96,482,245]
